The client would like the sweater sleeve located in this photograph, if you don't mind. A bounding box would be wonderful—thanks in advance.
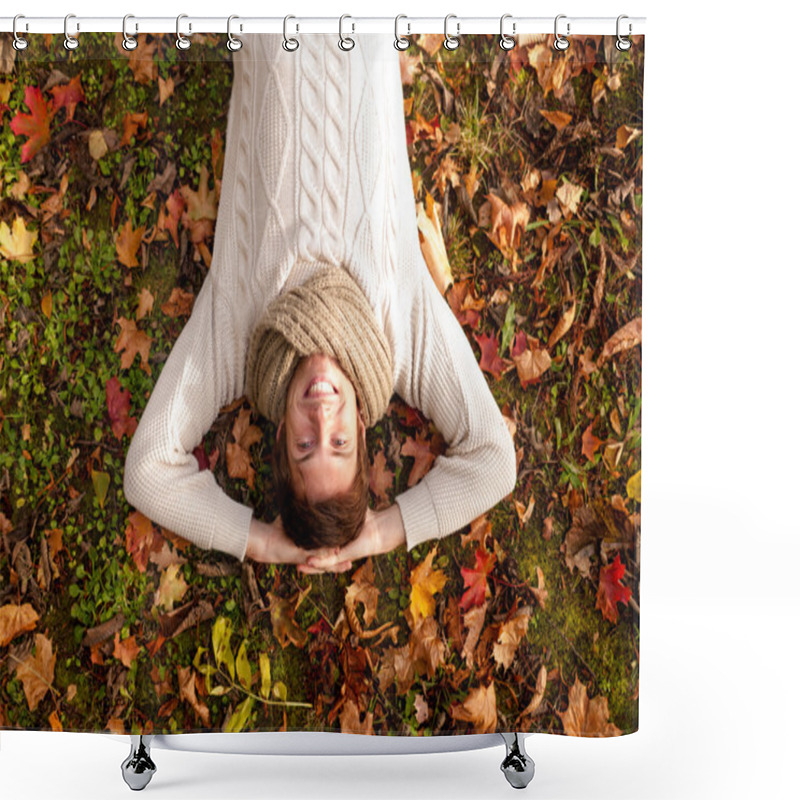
[393,275,518,551]
[123,279,254,561]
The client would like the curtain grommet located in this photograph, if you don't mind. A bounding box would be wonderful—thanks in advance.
[499,14,516,51]
[227,15,243,52]
[122,14,138,51]
[176,14,191,51]
[338,14,355,51]
[394,14,410,51]
[283,15,299,52]
[64,13,79,51]
[443,13,460,50]
[616,15,632,51]
[553,14,570,51]
[12,14,29,51]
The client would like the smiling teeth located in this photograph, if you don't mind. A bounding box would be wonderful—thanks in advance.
[308,381,335,396]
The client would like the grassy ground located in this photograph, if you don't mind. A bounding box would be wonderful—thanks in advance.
[0,32,642,737]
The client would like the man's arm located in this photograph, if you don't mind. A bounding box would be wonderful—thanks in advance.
[123,279,254,560]
[392,274,518,551]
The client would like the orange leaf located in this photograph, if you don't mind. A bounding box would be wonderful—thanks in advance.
[114,316,152,375]
[135,287,154,320]
[180,165,217,244]
[0,603,39,647]
[267,591,308,649]
[369,447,394,508]
[125,511,156,572]
[581,420,604,461]
[113,631,141,668]
[157,190,186,248]
[123,35,159,85]
[161,286,194,318]
[120,110,148,147]
[400,432,437,487]
[49,74,84,122]
[225,408,263,489]
[493,606,531,670]
[13,633,56,711]
[115,220,144,268]
[539,109,572,130]
[558,675,623,736]
[450,682,497,733]
[597,317,642,366]
[158,75,175,106]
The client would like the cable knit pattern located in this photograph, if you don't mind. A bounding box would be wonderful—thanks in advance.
[123,34,517,561]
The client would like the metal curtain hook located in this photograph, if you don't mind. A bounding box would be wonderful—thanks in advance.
[64,13,79,51]
[176,14,191,50]
[394,14,410,51]
[499,14,516,51]
[122,14,138,51]
[616,15,632,51]
[553,14,570,51]
[227,15,243,52]
[283,15,299,51]
[339,14,355,51]
[444,13,460,50]
[12,14,29,51]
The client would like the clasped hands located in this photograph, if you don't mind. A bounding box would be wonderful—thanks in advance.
[245,505,405,575]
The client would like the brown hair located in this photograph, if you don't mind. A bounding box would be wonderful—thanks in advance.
[272,421,370,550]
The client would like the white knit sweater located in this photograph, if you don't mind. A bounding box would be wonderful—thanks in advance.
[123,34,517,561]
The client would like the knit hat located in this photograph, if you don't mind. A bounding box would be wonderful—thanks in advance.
[245,266,394,428]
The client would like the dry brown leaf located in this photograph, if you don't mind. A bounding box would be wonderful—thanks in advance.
[539,109,572,130]
[225,408,263,489]
[112,632,140,668]
[597,317,642,366]
[115,220,144,268]
[161,286,195,318]
[13,633,56,711]
[616,124,641,150]
[450,682,497,733]
[558,675,623,736]
[267,591,307,649]
[135,287,154,321]
[555,181,583,216]
[339,698,374,734]
[493,607,531,670]
[408,614,446,679]
[344,559,379,632]
[177,665,210,726]
[521,664,548,717]
[417,192,454,294]
[481,193,530,269]
[114,316,152,375]
[0,603,39,647]
[461,601,487,670]
[158,75,175,106]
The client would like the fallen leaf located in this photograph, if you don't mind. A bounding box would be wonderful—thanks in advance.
[598,317,642,366]
[400,433,437,487]
[532,567,549,609]
[369,447,394,507]
[408,546,447,625]
[344,559,379,632]
[161,285,195,318]
[10,86,52,163]
[417,34,444,55]
[539,109,572,130]
[158,75,175,105]
[114,316,152,375]
[493,606,531,670]
[555,181,584,216]
[115,220,144,268]
[547,299,577,349]
[177,665,210,726]
[120,110,148,147]
[460,547,497,611]
[153,564,188,612]
[125,511,156,573]
[340,698,374,734]
[105,376,138,440]
[399,51,422,85]
[414,693,430,723]
[113,632,140,668]
[13,633,56,711]
[521,664,548,716]
[514,494,535,526]
[596,554,633,623]
[511,333,551,388]
[626,470,641,502]
[124,35,159,85]
[0,603,39,647]
[558,675,622,736]
[408,614,447,678]
[88,130,108,160]
[616,124,641,150]
[581,420,604,461]
[417,192,454,295]
[91,470,110,509]
[450,682,497,733]
[461,601,486,670]
[180,164,217,243]
[49,73,84,121]
[267,591,308,649]
[475,331,513,380]
[225,408,263,489]
[41,290,53,319]
[157,190,186,249]
[481,193,530,268]
[0,216,38,262]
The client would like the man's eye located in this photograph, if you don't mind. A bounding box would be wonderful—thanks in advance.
[298,441,313,450]
[334,438,346,447]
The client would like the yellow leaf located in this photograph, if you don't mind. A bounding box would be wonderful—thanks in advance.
[41,291,53,319]
[626,470,641,502]
[408,546,448,624]
[416,193,454,295]
[0,603,39,647]
[259,653,272,699]
[539,109,572,130]
[0,216,38,263]
[155,564,188,612]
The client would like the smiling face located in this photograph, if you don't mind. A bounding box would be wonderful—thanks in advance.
[280,353,366,502]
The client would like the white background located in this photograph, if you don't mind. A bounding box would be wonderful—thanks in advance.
[2,0,799,798]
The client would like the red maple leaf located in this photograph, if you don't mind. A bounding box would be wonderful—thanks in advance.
[106,377,138,441]
[475,331,512,380]
[10,86,53,163]
[49,74,85,122]
[460,547,497,611]
[511,330,527,358]
[596,554,633,624]
[125,511,161,573]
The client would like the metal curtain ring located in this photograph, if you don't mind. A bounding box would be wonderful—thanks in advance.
[64,13,79,51]
[283,15,299,51]
[553,14,570,51]
[227,15,243,52]
[339,14,355,51]
[12,14,28,51]
[444,13,460,50]
[499,14,516,51]
[394,14,410,51]
[176,14,191,50]
[616,15,632,51]
[122,14,138,51]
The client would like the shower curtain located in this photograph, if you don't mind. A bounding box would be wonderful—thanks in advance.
[0,27,643,739]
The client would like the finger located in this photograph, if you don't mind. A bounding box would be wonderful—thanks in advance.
[297,564,327,575]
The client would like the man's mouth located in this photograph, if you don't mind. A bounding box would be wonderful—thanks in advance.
[304,377,338,398]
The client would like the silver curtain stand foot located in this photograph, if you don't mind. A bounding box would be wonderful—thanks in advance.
[499,733,535,789]
[121,735,157,791]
